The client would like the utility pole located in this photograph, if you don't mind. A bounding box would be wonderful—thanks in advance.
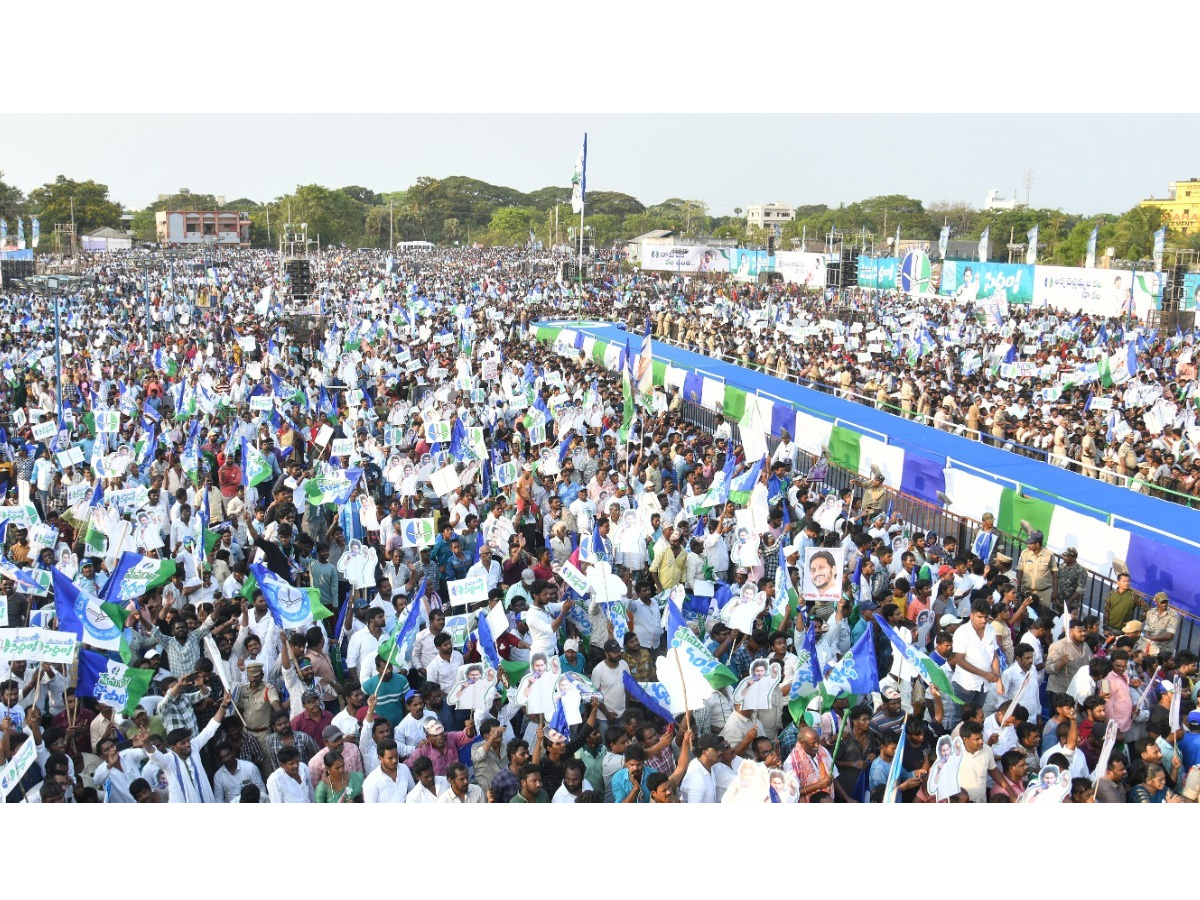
[389,199,394,249]
[70,196,76,256]
[265,205,271,244]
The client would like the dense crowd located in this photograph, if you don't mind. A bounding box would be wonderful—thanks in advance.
[644,283,1200,505]
[0,245,1195,805]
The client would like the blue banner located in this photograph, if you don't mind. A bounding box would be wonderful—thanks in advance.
[856,256,897,290]
[728,249,774,280]
[939,260,1034,304]
[1179,274,1200,311]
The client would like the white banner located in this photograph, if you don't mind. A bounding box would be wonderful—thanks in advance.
[640,245,729,274]
[1032,266,1131,317]
[0,627,77,664]
[447,573,488,607]
[773,251,827,288]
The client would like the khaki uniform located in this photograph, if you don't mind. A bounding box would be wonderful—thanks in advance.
[862,485,887,516]
[900,382,914,418]
[1018,546,1058,606]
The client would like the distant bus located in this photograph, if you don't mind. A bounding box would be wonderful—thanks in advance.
[395,240,435,252]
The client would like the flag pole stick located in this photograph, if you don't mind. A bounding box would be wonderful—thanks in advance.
[829,698,850,763]
[672,647,691,728]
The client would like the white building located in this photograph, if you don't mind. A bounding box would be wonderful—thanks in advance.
[746,202,795,231]
[984,189,1016,211]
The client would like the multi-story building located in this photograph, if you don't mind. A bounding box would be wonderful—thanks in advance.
[155,210,251,246]
[745,202,795,231]
[1141,179,1200,234]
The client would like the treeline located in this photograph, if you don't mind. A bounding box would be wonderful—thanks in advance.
[0,171,1186,264]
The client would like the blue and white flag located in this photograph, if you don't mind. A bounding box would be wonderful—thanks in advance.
[938,225,949,260]
[977,227,989,263]
[16,217,24,250]
[1085,226,1098,269]
[822,624,879,696]
[1026,225,1038,265]
[475,604,502,670]
[789,622,823,700]
[249,562,313,630]
[570,133,587,215]
[623,672,675,724]
[52,567,122,651]
[30,217,39,250]
[882,718,908,804]
[1153,226,1166,272]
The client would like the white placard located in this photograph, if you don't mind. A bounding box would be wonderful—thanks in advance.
[315,424,334,447]
[447,573,488,607]
[250,395,273,412]
[559,561,589,597]
[57,446,84,468]
[31,420,57,442]
[429,464,461,497]
[330,438,354,458]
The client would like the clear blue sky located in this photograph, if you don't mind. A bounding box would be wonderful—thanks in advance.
[2,114,1193,216]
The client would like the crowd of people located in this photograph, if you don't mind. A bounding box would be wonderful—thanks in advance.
[645,281,1200,505]
[0,245,1195,806]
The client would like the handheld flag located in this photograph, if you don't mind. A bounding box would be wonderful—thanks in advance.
[241,438,272,487]
[476,604,502,670]
[664,598,738,689]
[823,625,879,696]
[378,579,426,666]
[872,615,962,703]
[249,562,313,631]
[101,552,177,607]
[623,672,675,724]
[882,716,908,804]
[77,649,153,715]
[52,567,123,651]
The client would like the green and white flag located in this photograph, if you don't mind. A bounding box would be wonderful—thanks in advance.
[241,438,272,487]
[77,648,154,715]
[105,552,177,607]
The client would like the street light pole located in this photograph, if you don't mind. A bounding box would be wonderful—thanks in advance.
[48,277,63,424]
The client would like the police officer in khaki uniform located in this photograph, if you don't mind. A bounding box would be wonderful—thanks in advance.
[1016,530,1058,609]
[862,473,888,517]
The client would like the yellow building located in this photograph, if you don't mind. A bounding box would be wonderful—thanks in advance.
[1141,179,1200,233]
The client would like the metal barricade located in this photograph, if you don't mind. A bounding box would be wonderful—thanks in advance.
[677,399,1198,653]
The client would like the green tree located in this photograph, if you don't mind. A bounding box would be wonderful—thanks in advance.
[584,191,645,218]
[0,172,26,230]
[925,200,977,236]
[149,189,222,212]
[338,186,382,207]
[130,208,157,242]
[442,218,462,243]
[1113,205,1162,261]
[483,206,540,246]
[27,176,123,235]
[266,184,368,247]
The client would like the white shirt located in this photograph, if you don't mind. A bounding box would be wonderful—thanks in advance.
[363,764,416,803]
[146,715,223,803]
[629,599,664,649]
[680,758,717,803]
[213,759,266,803]
[551,779,594,803]
[438,783,485,803]
[426,651,464,695]
[590,659,630,720]
[267,764,314,803]
[1040,743,1090,780]
[525,605,562,657]
[999,662,1041,722]
[951,622,998,692]
[346,628,381,676]
[93,748,149,803]
[466,559,502,591]
[406,776,449,803]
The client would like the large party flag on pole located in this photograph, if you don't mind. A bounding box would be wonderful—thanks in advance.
[570,134,587,215]
[786,621,825,722]
[664,597,738,689]
[76,648,154,715]
[872,615,961,703]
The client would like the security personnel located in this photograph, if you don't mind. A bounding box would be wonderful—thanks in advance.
[862,474,888,517]
[1016,530,1058,609]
